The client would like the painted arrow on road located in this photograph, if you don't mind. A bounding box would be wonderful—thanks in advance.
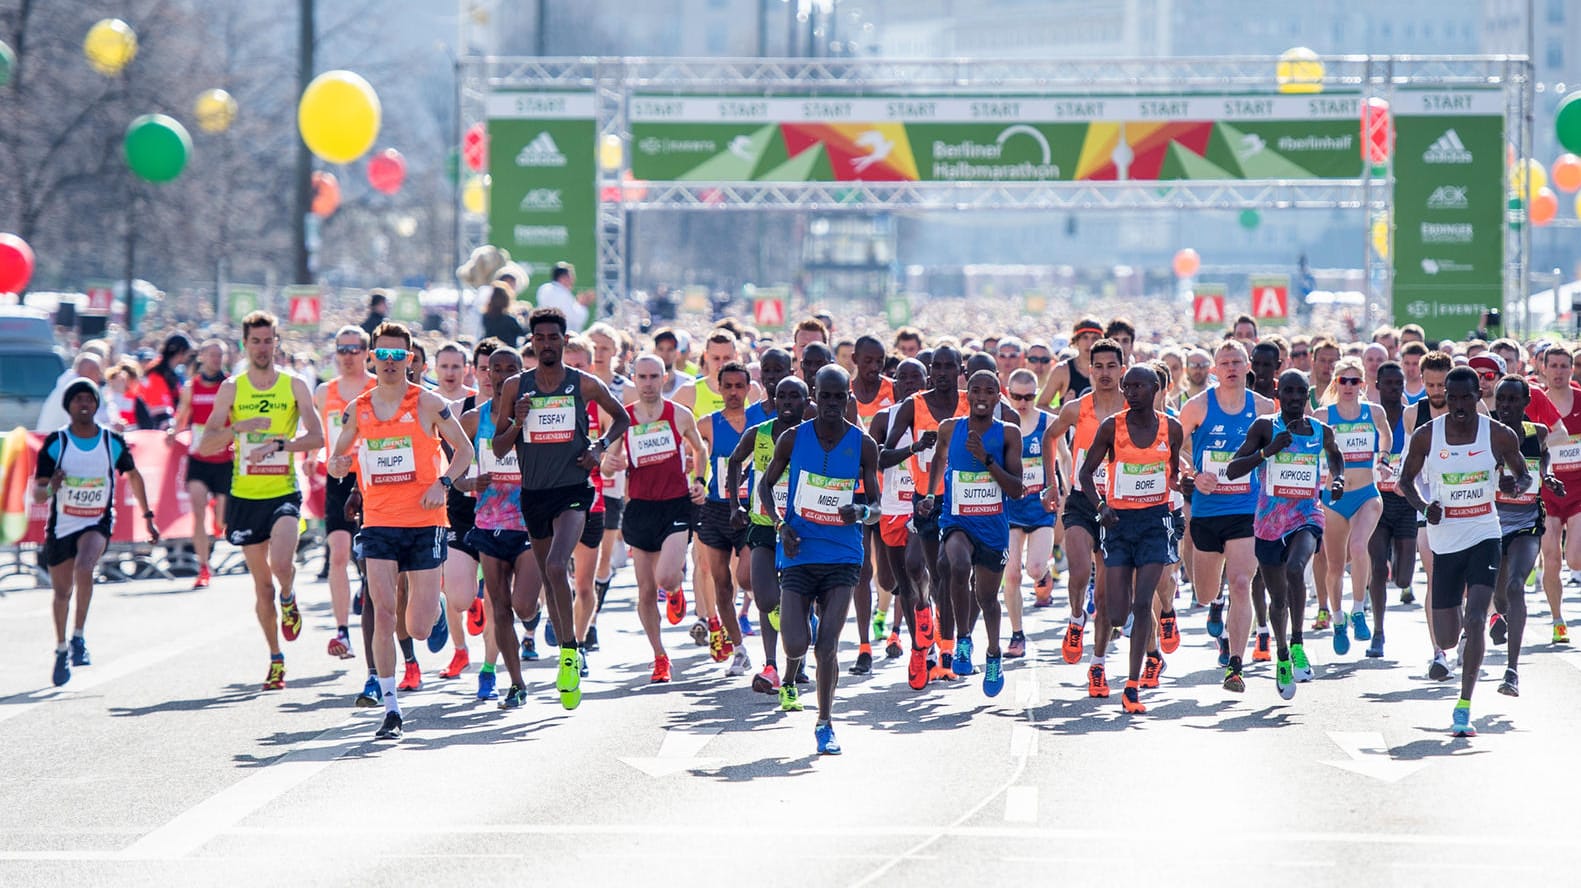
[1321,731,1429,783]
[620,727,722,777]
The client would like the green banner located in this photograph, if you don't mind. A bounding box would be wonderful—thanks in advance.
[227,285,260,326]
[391,287,422,323]
[486,92,597,309]
[885,294,912,328]
[1392,92,1505,341]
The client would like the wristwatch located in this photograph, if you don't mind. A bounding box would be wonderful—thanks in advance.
[439,476,454,490]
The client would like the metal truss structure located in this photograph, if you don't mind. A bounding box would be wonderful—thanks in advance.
[458,54,1531,331]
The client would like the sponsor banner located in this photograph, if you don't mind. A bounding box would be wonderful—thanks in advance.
[283,285,324,331]
[391,287,422,323]
[885,295,912,327]
[629,94,1370,124]
[753,287,788,330]
[1249,274,1290,325]
[1193,284,1227,329]
[226,285,261,326]
[1392,109,1504,341]
[486,92,597,305]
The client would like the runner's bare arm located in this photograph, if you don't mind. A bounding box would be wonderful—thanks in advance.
[726,427,755,515]
[583,372,630,446]
[859,435,882,514]
[1224,417,1274,480]
[493,375,522,459]
[1395,426,1433,515]
[1491,422,1528,497]
[1078,417,1115,510]
[758,430,795,524]
[882,398,914,450]
[285,375,324,453]
[927,418,956,499]
[425,390,475,485]
[995,423,1025,500]
[169,381,194,438]
[327,404,361,478]
[1321,424,1346,498]
[1167,417,1184,490]
[1036,363,1067,410]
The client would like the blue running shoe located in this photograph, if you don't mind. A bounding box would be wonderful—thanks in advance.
[1333,619,1351,656]
[1351,609,1372,641]
[815,722,842,755]
[1206,598,1225,638]
[544,618,558,648]
[983,654,1004,698]
[52,649,71,687]
[69,635,90,666]
[427,606,449,653]
[952,636,974,676]
[355,674,380,708]
[1451,703,1476,737]
[1085,574,1096,616]
[1217,636,1231,668]
[499,684,527,709]
[521,635,539,661]
[739,613,756,637]
[809,611,819,643]
[476,669,498,700]
[1365,633,1385,659]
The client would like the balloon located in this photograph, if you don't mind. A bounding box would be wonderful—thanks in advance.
[1532,187,1558,226]
[297,70,381,164]
[1238,209,1260,230]
[0,40,15,88]
[0,233,35,294]
[599,134,623,172]
[194,89,238,133]
[1370,215,1390,260]
[84,18,137,76]
[1361,98,1393,164]
[1512,158,1548,203]
[123,114,192,182]
[462,175,489,215]
[311,171,340,217]
[1276,47,1323,95]
[367,148,406,194]
[1575,192,1581,221]
[1553,154,1581,193]
[462,122,487,172]
[1558,93,1581,155]
[1172,248,1200,278]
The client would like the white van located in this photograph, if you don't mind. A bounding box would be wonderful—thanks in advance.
[0,307,66,430]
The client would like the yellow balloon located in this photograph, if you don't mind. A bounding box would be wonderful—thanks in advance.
[1370,215,1390,261]
[1512,158,1548,203]
[1276,47,1324,95]
[462,175,490,215]
[297,70,381,165]
[1574,191,1581,221]
[194,89,238,134]
[84,18,137,76]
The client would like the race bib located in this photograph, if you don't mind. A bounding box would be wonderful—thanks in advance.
[1441,469,1493,518]
[951,470,1003,515]
[241,432,291,476]
[629,420,678,468]
[477,436,521,484]
[1199,449,1250,495]
[1021,455,1044,494]
[361,435,416,485]
[61,475,109,518]
[1074,447,1108,492]
[189,427,205,454]
[879,465,915,515]
[794,470,854,525]
[1551,438,1581,473]
[1113,461,1169,506]
[717,456,750,501]
[528,395,576,444]
[1377,459,1397,493]
[1268,451,1320,498]
[1333,421,1376,463]
[914,442,937,474]
[1496,457,1541,505]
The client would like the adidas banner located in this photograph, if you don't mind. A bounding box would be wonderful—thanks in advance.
[486,92,597,299]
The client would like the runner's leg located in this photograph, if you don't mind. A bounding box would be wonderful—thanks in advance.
[242,542,280,655]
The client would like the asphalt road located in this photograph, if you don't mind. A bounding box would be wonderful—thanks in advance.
[1,551,1577,887]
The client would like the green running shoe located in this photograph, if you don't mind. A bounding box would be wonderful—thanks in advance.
[1291,643,1315,682]
[779,683,803,712]
[768,605,781,633]
[871,610,887,640]
[558,649,583,710]
[1276,658,1296,700]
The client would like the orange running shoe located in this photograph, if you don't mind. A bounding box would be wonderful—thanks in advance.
[1252,631,1272,662]
[262,658,285,690]
[193,565,212,590]
[708,617,728,663]
[665,586,686,626]
[651,654,672,683]
[1159,611,1180,654]
[1087,663,1109,698]
[466,594,487,636]
[439,648,470,679]
[1062,620,1086,664]
[914,606,936,650]
[1140,653,1166,689]
[397,660,422,691]
[1033,571,1054,607]
[280,596,302,642]
[1121,681,1146,714]
[908,646,928,689]
[885,631,903,660]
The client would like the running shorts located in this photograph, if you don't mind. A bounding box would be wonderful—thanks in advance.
[225,493,302,547]
[1429,537,1500,609]
[360,525,447,572]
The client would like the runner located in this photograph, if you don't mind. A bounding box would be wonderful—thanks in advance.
[196,311,325,690]
[1225,369,1345,697]
[35,378,158,686]
[849,334,895,675]
[1318,356,1390,657]
[696,359,753,674]
[1532,345,1581,644]
[1037,318,1103,409]
[1308,336,1340,412]
[585,322,631,632]
[1396,366,1528,737]
[758,365,881,754]
[563,336,613,670]
[433,342,482,678]
[1003,368,1055,659]
[1367,361,1416,652]
[169,338,231,589]
[328,321,474,740]
[1408,351,1455,609]
[865,358,929,674]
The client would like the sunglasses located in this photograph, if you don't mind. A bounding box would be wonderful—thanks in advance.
[1338,377,1363,385]
[1026,356,1052,364]
[336,344,366,355]
[1008,392,1037,402]
[373,348,410,362]
[1479,370,1498,381]
[1187,362,1210,370]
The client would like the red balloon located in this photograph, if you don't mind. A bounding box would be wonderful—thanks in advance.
[463,122,487,172]
[0,232,35,294]
[367,148,406,194]
[1361,97,1394,165]
[311,170,340,218]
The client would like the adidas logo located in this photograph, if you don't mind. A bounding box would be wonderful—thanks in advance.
[518,188,562,211]
[516,132,567,168]
[1423,129,1473,164]
[1426,185,1468,209]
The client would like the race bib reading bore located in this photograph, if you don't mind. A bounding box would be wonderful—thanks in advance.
[241,432,291,476]
[630,420,678,468]
[951,470,1003,516]
[1441,469,1493,517]
[361,436,416,485]
[62,475,109,518]
[528,395,576,444]
[1113,461,1168,505]
[794,470,854,525]
[478,436,521,485]
[1269,451,1320,498]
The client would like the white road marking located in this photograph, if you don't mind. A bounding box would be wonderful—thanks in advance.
[1003,786,1037,823]
[1009,723,1038,758]
[1320,731,1430,783]
[619,726,722,776]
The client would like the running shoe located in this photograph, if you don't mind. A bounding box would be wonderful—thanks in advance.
[355,674,379,707]
[1399,588,1415,605]
[690,619,710,647]
[499,683,527,709]
[885,632,903,660]
[929,655,958,682]
[913,606,936,650]
[1085,577,1096,616]
[69,635,90,667]
[263,658,286,691]
[521,635,539,661]
[795,665,810,684]
[374,712,403,741]
[952,636,975,676]
[1454,633,1467,669]
[1291,644,1314,682]
[280,598,303,643]
[439,649,470,679]
[983,654,1004,698]
[1498,668,1519,697]
[585,625,600,652]
[353,590,363,617]
[1061,619,1085,664]
[651,655,672,683]
[558,649,582,710]
[1087,663,1109,698]
[397,660,421,691]
[594,575,612,605]
[1332,619,1351,656]
[1312,608,1330,631]
[849,650,872,676]
[579,648,590,678]
[1033,571,1055,607]
[1121,612,1134,638]
[907,647,928,689]
[1365,633,1386,659]
[1121,683,1146,714]
[779,683,803,712]
[1555,623,1571,645]
[1140,653,1165,689]
[752,664,781,693]
[1006,631,1027,659]
[1428,650,1451,681]
[1489,613,1508,646]
[1253,630,1272,662]
[327,632,353,659]
[1275,659,1296,700]
[466,593,487,636]
[1217,636,1231,668]
[767,605,782,633]
[476,669,498,701]
[872,610,887,640]
[739,614,756,638]
[51,649,70,687]
[666,586,687,626]
[1351,609,1372,642]
[1450,703,1476,738]
[728,648,752,677]
[1159,611,1180,654]
[427,606,449,653]
[815,721,841,755]
[708,617,728,663]
[543,617,557,648]
[1206,597,1225,637]
[1222,666,1245,693]
[194,565,212,590]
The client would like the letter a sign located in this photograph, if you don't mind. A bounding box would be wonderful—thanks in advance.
[286,287,323,331]
[1250,274,1290,327]
[1192,284,1226,330]
[753,290,787,331]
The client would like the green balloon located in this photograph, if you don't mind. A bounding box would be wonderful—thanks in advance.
[1238,209,1260,230]
[124,113,192,182]
[0,41,14,88]
[1558,93,1581,155]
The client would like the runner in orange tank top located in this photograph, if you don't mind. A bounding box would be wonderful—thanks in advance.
[312,325,376,666]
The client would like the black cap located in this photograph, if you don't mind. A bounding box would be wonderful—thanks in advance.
[62,377,101,411]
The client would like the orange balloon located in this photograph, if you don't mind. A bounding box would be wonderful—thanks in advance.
[1172,248,1201,278]
[311,170,340,217]
[1554,154,1581,193]
[1532,186,1558,226]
